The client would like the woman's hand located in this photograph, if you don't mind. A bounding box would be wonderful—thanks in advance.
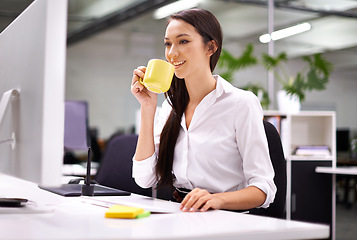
[131,66,157,109]
[179,188,224,212]
[180,186,266,212]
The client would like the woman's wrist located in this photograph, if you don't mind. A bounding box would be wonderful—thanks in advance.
[141,104,156,117]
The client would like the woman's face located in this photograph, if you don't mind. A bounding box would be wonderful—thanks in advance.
[164,19,211,80]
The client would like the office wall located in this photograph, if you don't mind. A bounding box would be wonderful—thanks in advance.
[66,26,166,138]
[66,26,357,139]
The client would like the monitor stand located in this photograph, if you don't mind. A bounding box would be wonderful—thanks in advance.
[0,89,19,150]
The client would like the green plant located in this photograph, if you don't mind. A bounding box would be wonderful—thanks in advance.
[217,43,333,104]
[242,83,270,109]
[217,44,257,83]
[261,52,333,102]
[217,44,270,108]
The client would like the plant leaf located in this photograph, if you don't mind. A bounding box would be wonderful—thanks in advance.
[220,71,234,83]
[261,52,287,70]
[242,84,270,109]
[217,44,257,72]
[283,73,305,102]
[234,43,257,69]
[218,49,235,69]
[303,53,333,77]
[306,68,329,90]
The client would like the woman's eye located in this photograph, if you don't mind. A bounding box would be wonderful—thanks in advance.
[180,40,189,44]
[164,42,171,47]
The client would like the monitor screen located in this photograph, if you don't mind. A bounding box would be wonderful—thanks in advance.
[336,128,350,152]
[0,0,67,186]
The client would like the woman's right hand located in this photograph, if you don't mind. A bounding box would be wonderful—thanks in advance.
[131,66,158,109]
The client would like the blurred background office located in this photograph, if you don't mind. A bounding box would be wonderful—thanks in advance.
[1,0,355,139]
[1,0,356,239]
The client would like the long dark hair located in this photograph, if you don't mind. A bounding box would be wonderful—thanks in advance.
[156,9,223,187]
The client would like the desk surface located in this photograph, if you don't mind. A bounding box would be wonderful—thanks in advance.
[0,174,329,240]
[316,166,357,175]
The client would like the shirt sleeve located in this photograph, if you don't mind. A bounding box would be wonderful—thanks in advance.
[132,153,157,188]
[132,100,172,189]
[234,91,277,208]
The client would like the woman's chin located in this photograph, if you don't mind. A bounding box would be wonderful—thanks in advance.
[174,73,185,80]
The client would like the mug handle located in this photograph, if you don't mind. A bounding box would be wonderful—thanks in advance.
[138,77,145,86]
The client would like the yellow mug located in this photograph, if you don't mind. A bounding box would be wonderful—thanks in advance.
[139,59,175,93]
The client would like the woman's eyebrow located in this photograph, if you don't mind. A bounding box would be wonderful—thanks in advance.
[165,33,190,40]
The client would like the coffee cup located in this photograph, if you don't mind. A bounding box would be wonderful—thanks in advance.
[139,59,175,93]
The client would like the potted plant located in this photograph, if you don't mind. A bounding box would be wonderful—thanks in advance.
[217,43,333,112]
[217,44,270,109]
[261,52,333,112]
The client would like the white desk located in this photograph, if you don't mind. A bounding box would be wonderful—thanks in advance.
[0,174,329,240]
[315,166,357,240]
[316,166,357,175]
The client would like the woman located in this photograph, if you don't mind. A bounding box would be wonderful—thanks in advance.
[131,9,276,212]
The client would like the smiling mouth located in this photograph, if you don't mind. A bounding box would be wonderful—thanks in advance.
[172,60,186,69]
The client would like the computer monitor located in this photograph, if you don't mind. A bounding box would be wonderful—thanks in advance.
[0,0,68,186]
[336,128,350,152]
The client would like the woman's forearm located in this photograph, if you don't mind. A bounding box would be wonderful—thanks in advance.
[134,106,156,161]
[216,186,266,210]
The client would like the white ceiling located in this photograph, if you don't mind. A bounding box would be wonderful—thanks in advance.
[115,0,357,74]
[1,0,357,74]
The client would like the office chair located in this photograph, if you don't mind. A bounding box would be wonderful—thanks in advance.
[95,134,152,197]
[249,120,287,219]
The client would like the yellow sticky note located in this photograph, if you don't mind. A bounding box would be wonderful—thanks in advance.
[105,205,144,219]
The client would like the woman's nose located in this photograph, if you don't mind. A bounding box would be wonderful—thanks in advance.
[167,45,179,58]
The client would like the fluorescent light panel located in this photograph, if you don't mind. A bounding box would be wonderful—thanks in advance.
[260,22,311,43]
[153,0,202,19]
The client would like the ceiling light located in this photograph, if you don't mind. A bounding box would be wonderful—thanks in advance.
[259,34,272,44]
[259,22,311,43]
[153,0,203,20]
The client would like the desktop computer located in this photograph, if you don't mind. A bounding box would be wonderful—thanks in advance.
[0,0,67,186]
[0,0,130,197]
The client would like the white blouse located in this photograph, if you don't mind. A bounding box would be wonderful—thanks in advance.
[132,75,276,208]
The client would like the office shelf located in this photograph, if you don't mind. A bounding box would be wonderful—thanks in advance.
[264,111,336,164]
[264,111,336,240]
[290,155,334,161]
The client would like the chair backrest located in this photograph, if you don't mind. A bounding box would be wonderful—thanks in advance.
[250,120,287,219]
[95,134,152,197]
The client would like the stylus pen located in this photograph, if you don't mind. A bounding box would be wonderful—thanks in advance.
[81,147,94,196]
[85,147,92,186]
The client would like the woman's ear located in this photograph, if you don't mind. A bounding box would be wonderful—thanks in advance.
[207,40,218,56]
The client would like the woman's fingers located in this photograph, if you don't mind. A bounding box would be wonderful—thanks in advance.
[180,188,210,212]
[131,80,144,94]
[190,195,209,212]
[180,188,197,210]
[179,188,224,212]
[199,201,211,212]
[132,66,146,84]
[131,66,147,94]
